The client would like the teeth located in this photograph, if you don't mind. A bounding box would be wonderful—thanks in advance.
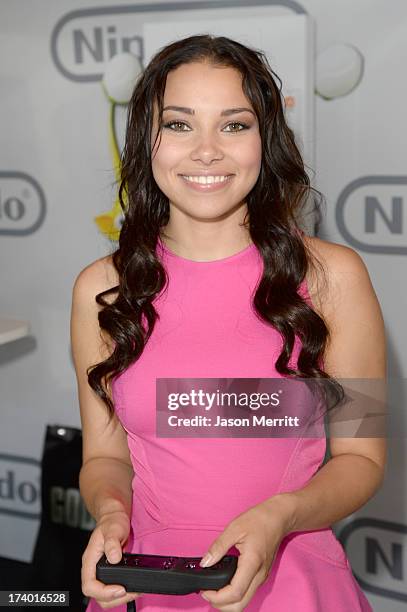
[182,175,230,184]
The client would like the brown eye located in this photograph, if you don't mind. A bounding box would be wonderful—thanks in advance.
[163,121,190,131]
[224,122,249,132]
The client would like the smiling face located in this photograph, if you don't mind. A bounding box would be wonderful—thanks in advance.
[151,61,262,231]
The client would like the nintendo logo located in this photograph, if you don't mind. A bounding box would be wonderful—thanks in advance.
[339,517,407,601]
[336,176,407,255]
[50,1,305,82]
[0,172,46,236]
[0,454,41,519]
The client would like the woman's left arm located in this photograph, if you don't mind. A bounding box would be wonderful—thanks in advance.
[199,244,387,610]
[277,242,387,533]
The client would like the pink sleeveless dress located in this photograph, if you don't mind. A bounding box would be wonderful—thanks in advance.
[86,239,372,611]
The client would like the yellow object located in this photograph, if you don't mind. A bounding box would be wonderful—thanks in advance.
[94,102,128,241]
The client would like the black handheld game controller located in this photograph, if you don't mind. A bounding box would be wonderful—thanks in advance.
[96,552,238,595]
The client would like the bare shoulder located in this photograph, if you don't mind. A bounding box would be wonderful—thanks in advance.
[302,234,386,378]
[73,254,119,302]
[71,254,119,357]
[301,234,375,323]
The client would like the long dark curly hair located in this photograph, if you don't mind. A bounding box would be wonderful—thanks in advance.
[88,34,344,421]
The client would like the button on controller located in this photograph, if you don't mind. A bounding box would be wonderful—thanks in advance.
[184,561,196,569]
[129,556,140,566]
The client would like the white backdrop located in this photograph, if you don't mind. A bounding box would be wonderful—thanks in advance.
[0,0,405,608]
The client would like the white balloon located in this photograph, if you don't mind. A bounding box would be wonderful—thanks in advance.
[102,52,143,104]
[316,44,364,99]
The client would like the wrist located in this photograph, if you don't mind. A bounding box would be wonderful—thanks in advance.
[95,498,130,523]
[267,493,298,536]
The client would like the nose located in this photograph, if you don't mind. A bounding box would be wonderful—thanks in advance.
[189,131,224,165]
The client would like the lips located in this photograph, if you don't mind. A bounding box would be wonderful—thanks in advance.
[178,173,234,177]
[179,174,234,191]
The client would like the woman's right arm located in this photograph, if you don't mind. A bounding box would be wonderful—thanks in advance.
[70,258,142,608]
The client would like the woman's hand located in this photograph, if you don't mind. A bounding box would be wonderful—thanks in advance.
[199,495,294,611]
[81,509,144,609]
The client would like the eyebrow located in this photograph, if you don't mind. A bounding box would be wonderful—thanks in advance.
[162,105,256,117]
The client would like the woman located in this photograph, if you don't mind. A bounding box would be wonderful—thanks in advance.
[71,35,386,611]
